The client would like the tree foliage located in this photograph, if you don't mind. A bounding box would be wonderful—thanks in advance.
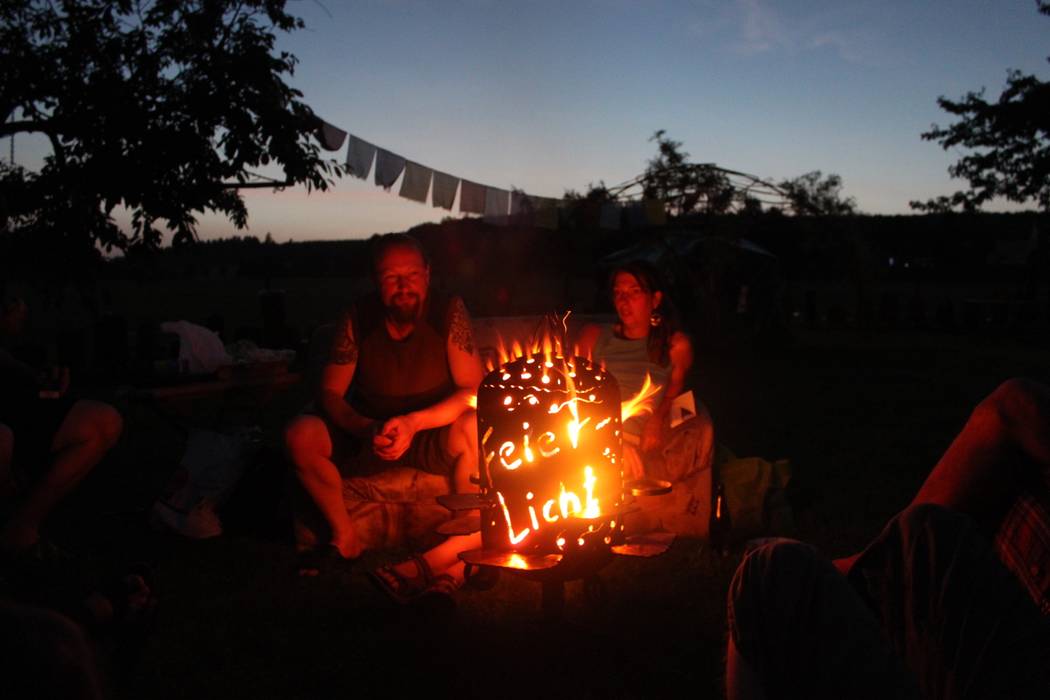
[0,0,342,256]
[912,1,1050,212]
[638,131,854,218]
[777,171,856,216]
[642,131,736,216]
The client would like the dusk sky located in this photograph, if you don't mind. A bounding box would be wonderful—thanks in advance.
[14,0,1050,242]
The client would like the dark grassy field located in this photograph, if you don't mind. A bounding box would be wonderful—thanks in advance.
[37,320,1050,699]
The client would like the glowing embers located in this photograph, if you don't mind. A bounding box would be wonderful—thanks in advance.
[478,354,624,553]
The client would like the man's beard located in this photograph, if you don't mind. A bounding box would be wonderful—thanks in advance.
[387,293,421,324]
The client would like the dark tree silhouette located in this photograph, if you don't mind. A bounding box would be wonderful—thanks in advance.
[0,0,343,257]
[642,131,736,216]
[778,171,856,216]
[625,131,853,218]
[912,1,1050,212]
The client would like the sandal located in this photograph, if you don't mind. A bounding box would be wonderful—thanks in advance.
[367,554,433,604]
[411,573,462,613]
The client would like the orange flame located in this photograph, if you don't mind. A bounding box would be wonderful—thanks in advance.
[485,323,570,373]
[481,329,663,428]
[621,372,661,421]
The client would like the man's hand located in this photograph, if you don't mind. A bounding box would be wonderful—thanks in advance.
[640,416,666,455]
[373,414,418,461]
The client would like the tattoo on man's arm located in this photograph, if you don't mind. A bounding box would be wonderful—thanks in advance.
[331,322,359,364]
[449,298,475,355]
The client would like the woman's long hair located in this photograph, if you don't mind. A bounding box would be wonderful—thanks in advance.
[609,260,681,367]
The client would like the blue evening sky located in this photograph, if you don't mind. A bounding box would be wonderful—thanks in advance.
[13,0,1050,241]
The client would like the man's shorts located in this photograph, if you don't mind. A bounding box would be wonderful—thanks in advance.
[312,411,457,478]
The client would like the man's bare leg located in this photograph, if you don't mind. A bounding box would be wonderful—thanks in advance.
[284,415,362,560]
[387,532,481,585]
[446,409,479,494]
[0,400,122,553]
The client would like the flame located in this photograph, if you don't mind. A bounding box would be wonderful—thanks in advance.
[507,553,530,570]
[497,491,530,544]
[561,356,585,449]
[485,322,569,373]
[582,465,600,517]
[621,372,661,421]
[566,415,590,449]
[499,441,522,470]
[558,484,582,517]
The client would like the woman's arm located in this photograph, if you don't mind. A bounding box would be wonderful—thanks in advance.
[640,331,693,453]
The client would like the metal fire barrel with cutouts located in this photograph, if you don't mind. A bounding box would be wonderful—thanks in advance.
[476,354,627,556]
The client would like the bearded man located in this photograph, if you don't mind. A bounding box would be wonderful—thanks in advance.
[284,233,482,570]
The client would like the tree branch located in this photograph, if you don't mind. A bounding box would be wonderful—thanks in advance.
[0,119,56,139]
[220,180,294,189]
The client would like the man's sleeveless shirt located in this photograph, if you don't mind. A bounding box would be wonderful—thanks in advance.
[339,291,456,420]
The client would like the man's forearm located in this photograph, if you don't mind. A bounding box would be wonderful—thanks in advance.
[319,391,375,438]
[403,388,475,432]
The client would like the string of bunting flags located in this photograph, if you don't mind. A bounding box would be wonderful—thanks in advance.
[315,118,667,230]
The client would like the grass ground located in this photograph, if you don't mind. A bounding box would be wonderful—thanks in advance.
[37,323,1050,699]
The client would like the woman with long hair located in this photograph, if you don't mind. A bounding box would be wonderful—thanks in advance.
[576,260,710,480]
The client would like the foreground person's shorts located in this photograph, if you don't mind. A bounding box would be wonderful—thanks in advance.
[728,504,1050,700]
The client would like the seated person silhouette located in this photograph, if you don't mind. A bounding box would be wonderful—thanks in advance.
[284,234,481,577]
[726,378,1050,700]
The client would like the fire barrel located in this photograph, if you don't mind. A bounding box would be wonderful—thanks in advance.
[477,354,627,556]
